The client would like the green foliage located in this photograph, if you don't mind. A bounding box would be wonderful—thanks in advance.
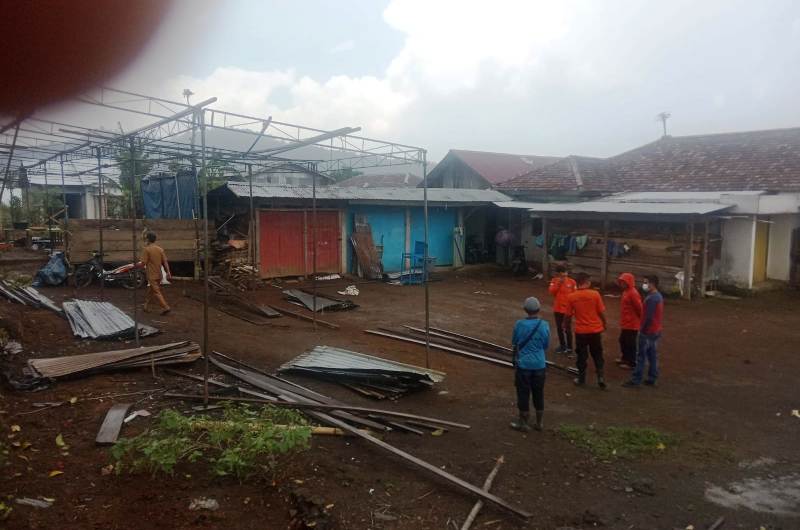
[9,196,22,223]
[113,142,154,218]
[558,424,676,459]
[327,167,363,182]
[111,404,311,479]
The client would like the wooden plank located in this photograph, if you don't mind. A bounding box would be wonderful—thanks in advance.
[96,403,132,445]
[683,221,694,300]
[461,456,505,530]
[600,219,609,289]
[164,393,471,430]
[266,304,339,329]
[700,220,709,297]
[207,362,530,519]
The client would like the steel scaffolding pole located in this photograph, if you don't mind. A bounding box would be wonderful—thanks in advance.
[96,147,105,300]
[129,138,141,351]
[200,111,210,406]
[422,150,430,368]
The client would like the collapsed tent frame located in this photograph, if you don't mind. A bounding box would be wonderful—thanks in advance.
[0,86,435,400]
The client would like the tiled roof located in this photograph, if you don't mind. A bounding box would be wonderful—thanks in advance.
[498,127,800,193]
[611,128,800,191]
[497,156,615,192]
[449,149,561,184]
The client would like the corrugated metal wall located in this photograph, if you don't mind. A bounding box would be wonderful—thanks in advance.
[259,210,341,278]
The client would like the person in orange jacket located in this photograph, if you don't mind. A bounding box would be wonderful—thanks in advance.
[616,272,643,369]
[548,264,577,354]
[565,272,608,389]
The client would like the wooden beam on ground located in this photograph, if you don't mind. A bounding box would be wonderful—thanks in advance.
[461,456,505,530]
[267,303,339,329]
[683,220,694,300]
[96,403,132,445]
[700,219,709,297]
[163,392,471,430]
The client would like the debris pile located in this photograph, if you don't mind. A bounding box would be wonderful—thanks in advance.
[185,278,281,325]
[279,345,445,400]
[166,352,529,518]
[28,341,200,379]
[0,280,63,315]
[63,300,159,340]
[283,289,357,312]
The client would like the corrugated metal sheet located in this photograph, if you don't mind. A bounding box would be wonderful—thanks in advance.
[224,182,510,203]
[280,345,446,382]
[608,191,765,202]
[63,300,159,340]
[493,200,733,215]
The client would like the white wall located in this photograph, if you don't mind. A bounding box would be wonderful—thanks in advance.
[767,214,800,281]
[721,216,756,288]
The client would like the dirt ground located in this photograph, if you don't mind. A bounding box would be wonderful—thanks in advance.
[1,265,799,529]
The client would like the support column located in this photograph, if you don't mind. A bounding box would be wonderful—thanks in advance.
[600,219,610,290]
[541,217,549,278]
[700,220,709,297]
[454,208,465,268]
[404,207,412,270]
[683,220,694,300]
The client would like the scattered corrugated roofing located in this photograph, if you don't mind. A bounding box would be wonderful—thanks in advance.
[280,345,446,382]
[222,182,511,203]
[493,200,732,215]
[63,300,158,340]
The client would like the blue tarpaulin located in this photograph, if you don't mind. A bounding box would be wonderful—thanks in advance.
[142,170,197,219]
[32,252,68,287]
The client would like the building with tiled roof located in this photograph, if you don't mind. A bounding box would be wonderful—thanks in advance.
[423,149,560,189]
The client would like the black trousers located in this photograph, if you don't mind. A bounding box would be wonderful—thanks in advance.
[553,312,573,350]
[618,329,638,367]
[515,368,546,412]
[575,332,604,379]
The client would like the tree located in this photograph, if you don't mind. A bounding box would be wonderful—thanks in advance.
[113,141,154,218]
[327,167,363,182]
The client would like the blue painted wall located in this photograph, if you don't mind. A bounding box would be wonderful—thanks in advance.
[346,205,456,273]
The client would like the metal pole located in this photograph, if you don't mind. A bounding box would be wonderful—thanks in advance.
[96,147,105,300]
[60,156,68,255]
[312,168,318,330]
[422,150,430,368]
[0,121,21,234]
[129,138,141,351]
[200,111,210,406]
[44,163,52,250]
[248,164,255,267]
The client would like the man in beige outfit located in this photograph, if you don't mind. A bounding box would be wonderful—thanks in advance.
[141,231,171,315]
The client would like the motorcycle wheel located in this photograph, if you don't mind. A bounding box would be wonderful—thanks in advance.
[73,265,94,288]
[122,269,147,290]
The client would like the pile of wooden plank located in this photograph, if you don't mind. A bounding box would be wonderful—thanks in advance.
[28,341,200,379]
[166,352,529,519]
[350,217,383,279]
[278,345,446,400]
[184,278,281,325]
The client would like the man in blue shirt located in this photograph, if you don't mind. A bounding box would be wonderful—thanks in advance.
[511,297,550,432]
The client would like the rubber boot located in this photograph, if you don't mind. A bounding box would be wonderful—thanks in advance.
[534,410,544,431]
[597,369,607,390]
[510,412,531,432]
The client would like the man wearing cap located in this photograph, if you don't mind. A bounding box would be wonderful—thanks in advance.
[510,296,550,432]
[565,272,608,389]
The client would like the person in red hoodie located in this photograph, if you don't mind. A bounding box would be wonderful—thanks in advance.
[616,272,643,369]
[548,265,577,354]
[624,275,664,388]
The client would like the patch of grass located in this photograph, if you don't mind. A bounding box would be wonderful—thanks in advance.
[111,403,312,479]
[558,424,676,459]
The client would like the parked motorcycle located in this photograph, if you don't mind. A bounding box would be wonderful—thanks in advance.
[73,251,147,290]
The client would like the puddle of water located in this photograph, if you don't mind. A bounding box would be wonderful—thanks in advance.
[705,473,800,516]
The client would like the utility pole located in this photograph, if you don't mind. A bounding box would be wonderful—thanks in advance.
[657,111,671,138]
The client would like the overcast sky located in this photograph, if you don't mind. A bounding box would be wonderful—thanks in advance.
[52,0,800,162]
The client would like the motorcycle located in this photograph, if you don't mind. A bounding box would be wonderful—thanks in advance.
[73,251,147,290]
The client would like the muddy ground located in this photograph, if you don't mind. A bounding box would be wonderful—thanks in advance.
[1,265,799,529]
